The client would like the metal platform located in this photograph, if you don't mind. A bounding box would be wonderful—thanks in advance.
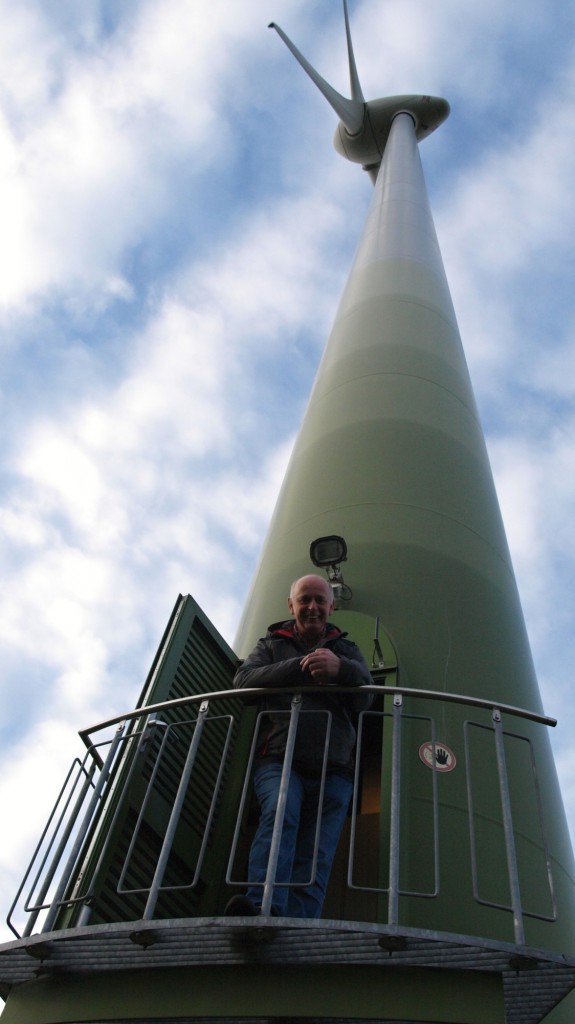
[1,917,574,1024]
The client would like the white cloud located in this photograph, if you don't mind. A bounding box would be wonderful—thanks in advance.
[0,0,296,311]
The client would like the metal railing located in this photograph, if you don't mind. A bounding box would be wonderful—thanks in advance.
[6,684,557,949]
[225,695,334,916]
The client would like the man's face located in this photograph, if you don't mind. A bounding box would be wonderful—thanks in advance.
[288,575,334,640]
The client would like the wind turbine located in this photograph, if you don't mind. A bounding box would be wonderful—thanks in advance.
[269,0,449,181]
[234,11,575,1022]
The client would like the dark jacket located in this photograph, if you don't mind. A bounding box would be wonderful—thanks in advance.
[233,620,373,777]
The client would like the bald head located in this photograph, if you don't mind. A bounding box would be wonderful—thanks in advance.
[289,574,332,600]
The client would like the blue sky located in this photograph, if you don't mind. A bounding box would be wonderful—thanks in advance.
[1,0,574,937]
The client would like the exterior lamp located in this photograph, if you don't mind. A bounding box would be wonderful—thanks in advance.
[310,535,347,569]
[309,535,351,604]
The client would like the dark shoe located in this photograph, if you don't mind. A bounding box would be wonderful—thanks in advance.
[224,895,259,917]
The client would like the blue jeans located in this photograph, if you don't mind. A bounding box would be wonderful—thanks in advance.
[245,762,353,918]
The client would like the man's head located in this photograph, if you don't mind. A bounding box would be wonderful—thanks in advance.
[288,574,334,641]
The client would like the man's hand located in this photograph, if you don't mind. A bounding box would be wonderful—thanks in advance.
[300,648,341,684]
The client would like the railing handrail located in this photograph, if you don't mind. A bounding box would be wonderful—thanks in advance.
[79,683,556,751]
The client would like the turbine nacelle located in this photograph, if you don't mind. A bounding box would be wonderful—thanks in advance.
[269,2,449,182]
[333,94,450,181]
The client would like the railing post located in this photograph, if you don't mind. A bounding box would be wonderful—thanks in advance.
[22,761,98,937]
[388,692,403,927]
[260,694,302,916]
[42,724,125,933]
[492,707,526,946]
[142,701,210,921]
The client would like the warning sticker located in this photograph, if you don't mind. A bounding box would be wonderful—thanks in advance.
[419,741,456,773]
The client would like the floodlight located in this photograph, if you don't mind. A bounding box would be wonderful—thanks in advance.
[309,536,347,568]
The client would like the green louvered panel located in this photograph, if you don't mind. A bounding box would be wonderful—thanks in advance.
[137,594,239,707]
[56,595,248,927]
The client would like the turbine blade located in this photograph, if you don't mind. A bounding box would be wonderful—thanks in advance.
[269,21,365,135]
[343,0,364,103]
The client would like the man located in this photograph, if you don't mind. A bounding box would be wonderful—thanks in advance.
[225,574,372,918]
